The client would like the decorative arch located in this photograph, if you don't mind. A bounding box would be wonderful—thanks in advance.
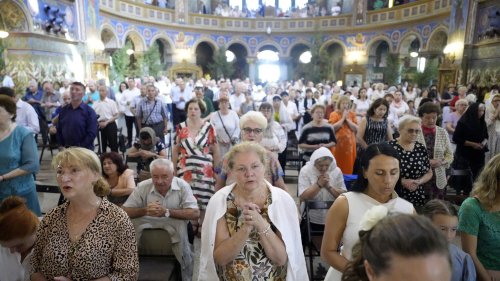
[319,38,347,55]
[0,0,31,32]
[227,39,251,56]
[255,41,283,56]
[192,38,218,53]
[100,24,119,49]
[149,33,176,49]
[286,40,312,57]
[122,29,147,52]
[366,35,393,54]
[397,31,424,54]
[424,25,449,51]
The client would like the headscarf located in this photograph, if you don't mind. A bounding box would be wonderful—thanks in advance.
[457,102,488,142]
[301,147,343,183]
[139,127,159,152]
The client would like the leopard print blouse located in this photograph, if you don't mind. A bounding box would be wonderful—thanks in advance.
[31,198,139,280]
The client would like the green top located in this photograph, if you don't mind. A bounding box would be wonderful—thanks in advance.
[458,197,500,270]
[201,96,215,118]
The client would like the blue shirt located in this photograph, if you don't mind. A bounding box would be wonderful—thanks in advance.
[449,244,476,281]
[57,102,98,150]
[24,89,43,102]
[83,91,100,107]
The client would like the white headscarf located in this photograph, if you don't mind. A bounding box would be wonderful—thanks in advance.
[302,147,341,180]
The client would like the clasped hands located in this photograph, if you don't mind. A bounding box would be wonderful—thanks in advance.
[146,201,167,217]
[402,178,420,191]
[317,174,329,188]
[241,203,267,233]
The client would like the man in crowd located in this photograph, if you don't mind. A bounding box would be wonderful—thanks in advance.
[229,81,246,115]
[41,81,61,121]
[171,78,192,125]
[194,81,214,118]
[136,84,169,142]
[120,77,141,147]
[56,81,97,150]
[94,84,119,152]
[0,87,39,134]
[122,159,199,281]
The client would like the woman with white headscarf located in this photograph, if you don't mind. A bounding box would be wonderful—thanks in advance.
[298,147,346,228]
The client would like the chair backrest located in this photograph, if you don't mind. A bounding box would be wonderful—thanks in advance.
[304,200,334,238]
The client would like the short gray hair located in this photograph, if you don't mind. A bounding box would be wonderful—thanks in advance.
[239,111,267,129]
[398,115,421,131]
[150,158,174,173]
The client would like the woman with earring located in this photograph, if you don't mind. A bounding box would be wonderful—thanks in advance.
[329,95,358,174]
[30,147,139,281]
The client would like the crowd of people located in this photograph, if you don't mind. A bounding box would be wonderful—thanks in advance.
[0,72,499,280]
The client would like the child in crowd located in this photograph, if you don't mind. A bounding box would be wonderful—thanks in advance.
[422,199,476,281]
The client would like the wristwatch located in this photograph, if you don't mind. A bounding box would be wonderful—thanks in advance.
[164,208,170,218]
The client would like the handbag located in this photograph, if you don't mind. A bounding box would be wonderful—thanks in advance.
[217,111,238,145]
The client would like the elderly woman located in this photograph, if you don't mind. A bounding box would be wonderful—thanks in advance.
[416,103,453,200]
[298,147,346,229]
[485,94,500,162]
[259,102,287,156]
[199,142,308,280]
[452,102,488,195]
[321,143,415,280]
[0,95,40,216]
[458,154,500,281]
[210,95,240,157]
[0,196,39,281]
[31,147,139,280]
[329,95,358,174]
[389,115,433,207]
[298,104,337,163]
[101,152,136,206]
[444,98,468,144]
[215,111,287,191]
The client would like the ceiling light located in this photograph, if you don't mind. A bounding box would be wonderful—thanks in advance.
[410,51,418,58]
[126,49,135,55]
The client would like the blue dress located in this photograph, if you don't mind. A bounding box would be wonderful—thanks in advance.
[0,125,41,215]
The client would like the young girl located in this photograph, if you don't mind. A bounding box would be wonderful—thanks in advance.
[422,199,476,281]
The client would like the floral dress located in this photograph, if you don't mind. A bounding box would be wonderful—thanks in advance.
[176,121,217,210]
[216,192,287,280]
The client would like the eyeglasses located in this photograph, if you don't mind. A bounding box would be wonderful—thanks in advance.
[242,127,263,134]
[234,164,263,174]
[407,128,421,134]
[260,108,272,112]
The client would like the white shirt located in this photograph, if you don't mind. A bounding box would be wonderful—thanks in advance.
[1,75,15,88]
[229,93,246,113]
[16,99,39,134]
[0,246,32,281]
[93,98,119,121]
[284,101,299,120]
[120,87,141,116]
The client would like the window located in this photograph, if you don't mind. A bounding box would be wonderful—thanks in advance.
[229,0,243,9]
[295,0,308,8]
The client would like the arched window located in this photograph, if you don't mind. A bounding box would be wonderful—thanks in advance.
[229,0,243,9]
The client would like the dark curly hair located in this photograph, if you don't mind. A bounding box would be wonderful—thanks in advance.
[100,152,128,178]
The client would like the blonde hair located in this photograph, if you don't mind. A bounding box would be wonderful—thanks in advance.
[240,111,267,129]
[398,115,421,131]
[226,142,268,172]
[336,95,351,110]
[472,154,500,210]
[52,147,110,197]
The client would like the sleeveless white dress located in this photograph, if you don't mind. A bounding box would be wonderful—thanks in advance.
[324,191,414,281]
